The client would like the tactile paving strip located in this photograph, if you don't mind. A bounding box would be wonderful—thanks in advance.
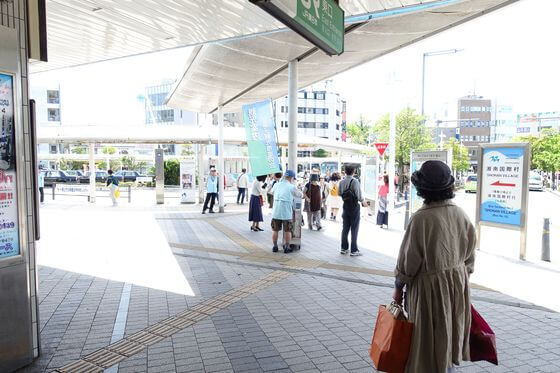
[82,348,127,369]
[55,270,292,372]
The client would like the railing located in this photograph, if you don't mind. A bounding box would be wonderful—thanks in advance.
[50,183,132,203]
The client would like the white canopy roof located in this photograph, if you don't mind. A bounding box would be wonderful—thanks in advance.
[37,125,369,153]
[167,0,518,113]
[31,0,441,73]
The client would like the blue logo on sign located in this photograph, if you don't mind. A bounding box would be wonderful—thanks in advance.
[490,156,499,162]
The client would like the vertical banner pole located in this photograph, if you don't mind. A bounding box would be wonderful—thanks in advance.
[218,106,225,212]
[388,111,396,211]
[288,59,298,172]
[88,143,96,203]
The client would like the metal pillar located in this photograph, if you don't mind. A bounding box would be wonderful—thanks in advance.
[155,148,164,204]
[421,53,426,116]
[388,111,396,214]
[542,218,551,262]
[288,59,298,172]
[197,144,205,204]
[88,143,96,203]
[218,105,225,213]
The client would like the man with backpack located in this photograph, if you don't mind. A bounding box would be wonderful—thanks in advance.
[338,165,368,256]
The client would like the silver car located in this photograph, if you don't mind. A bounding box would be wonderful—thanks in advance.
[529,173,544,191]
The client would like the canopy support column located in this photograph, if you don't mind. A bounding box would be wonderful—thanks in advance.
[89,143,96,203]
[218,105,225,213]
[288,59,298,172]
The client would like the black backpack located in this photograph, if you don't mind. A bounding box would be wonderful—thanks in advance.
[341,179,358,205]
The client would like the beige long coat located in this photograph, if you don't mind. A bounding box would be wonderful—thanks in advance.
[395,200,476,373]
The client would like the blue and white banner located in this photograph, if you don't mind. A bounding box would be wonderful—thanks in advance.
[242,99,281,176]
[479,147,524,226]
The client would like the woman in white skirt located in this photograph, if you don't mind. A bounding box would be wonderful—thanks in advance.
[326,172,343,220]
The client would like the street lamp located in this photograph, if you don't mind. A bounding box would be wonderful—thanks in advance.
[421,49,463,116]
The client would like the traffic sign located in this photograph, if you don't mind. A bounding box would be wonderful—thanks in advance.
[374,143,388,157]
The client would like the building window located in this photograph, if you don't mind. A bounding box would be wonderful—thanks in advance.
[314,92,325,100]
[48,108,60,121]
[336,124,340,130]
[320,123,328,129]
[47,90,60,104]
[50,145,57,154]
[298,107,305,113]
[148,109,174,123]
[148,93,167,106]
[336,110,340,116]
[306,107,314,114]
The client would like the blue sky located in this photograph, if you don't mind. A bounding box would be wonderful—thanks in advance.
[30,0,558,125]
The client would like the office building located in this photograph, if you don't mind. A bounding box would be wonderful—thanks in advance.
[457,95,492,169]
[273,80,345,143]
[491,104,516,142]
[516,112,560,136]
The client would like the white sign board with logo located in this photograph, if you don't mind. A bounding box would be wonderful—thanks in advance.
[180,159,196,203]
[409,150,452,214]
[475,143,530,259]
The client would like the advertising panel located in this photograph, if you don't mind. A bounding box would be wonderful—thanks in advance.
[409,150,451,213]
[362,164,377,200]
[479,147,525,227]
[0,73,20,259]
[180,159,196,203]
[242,99,281,176]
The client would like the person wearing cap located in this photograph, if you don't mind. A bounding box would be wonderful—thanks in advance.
[392,160,476,373]
[270,170,303,253]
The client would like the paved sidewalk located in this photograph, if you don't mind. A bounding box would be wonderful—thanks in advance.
[18,202,560,372]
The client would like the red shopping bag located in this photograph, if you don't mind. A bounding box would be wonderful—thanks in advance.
[370,304,413,373]
[470,305,498,365]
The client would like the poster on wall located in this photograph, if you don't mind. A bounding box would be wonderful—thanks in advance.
[409,150,452,213]
[0,73,20,259]
[180,159,196,203]
[242,99,281,176]
[479,146,526,227]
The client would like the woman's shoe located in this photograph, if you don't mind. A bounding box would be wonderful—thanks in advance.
[256,227,264,231]
[251,227,258,231]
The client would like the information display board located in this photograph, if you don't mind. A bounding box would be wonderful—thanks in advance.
[0,73,20,259]
[478,147,526,226]
[475,143,530,260]
[362,164,377,200]
[409,150,452,213]
[180,159,196,203]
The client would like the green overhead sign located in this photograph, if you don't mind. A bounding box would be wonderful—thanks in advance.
[250,0,345,56]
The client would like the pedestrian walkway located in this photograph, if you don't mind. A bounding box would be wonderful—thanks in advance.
[19,202,560,372]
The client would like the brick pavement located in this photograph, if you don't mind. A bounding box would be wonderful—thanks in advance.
[17,206,560,372]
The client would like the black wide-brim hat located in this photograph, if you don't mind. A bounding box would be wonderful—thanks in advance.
[411,160,455,191]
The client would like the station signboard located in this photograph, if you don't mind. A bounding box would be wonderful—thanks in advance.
[475,143,530,259]
[250,0,344,56]
[409,150,452,213]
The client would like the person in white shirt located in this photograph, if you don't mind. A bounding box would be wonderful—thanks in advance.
[236,168,249,204]
[248,175,267,231]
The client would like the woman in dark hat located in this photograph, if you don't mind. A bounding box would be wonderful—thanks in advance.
[392,160,477,373]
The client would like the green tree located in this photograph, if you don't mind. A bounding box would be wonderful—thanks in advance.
[71,146,87,154]
[58,158,69,170]
[96,160,107,170]
[346,114,372,145]
[164,159,180,185]
[181,144,194,156]
[101,146,117,155]
[511,134,540,169]
[372,108,435,170]
[444,138,470,173]
[109,159,121,171]
[312,148,330,158]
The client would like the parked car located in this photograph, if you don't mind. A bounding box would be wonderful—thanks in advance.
[529,172,544,191]
[79,171,109,184]
[114,170,152,183]
[64,170,84,178]
[43,170,78,186]
[464,174,477,193]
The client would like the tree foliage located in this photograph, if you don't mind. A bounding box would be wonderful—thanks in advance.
[164,159,180,185]
[312,148,330,158]
[346,115,372,145]
[444,138,470,173]
[512,130,560,172]
[120,156,146,171]
[101,146,117,155]
[181,145,194,156]
[71,146,87,154]
[372,108,435,167]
